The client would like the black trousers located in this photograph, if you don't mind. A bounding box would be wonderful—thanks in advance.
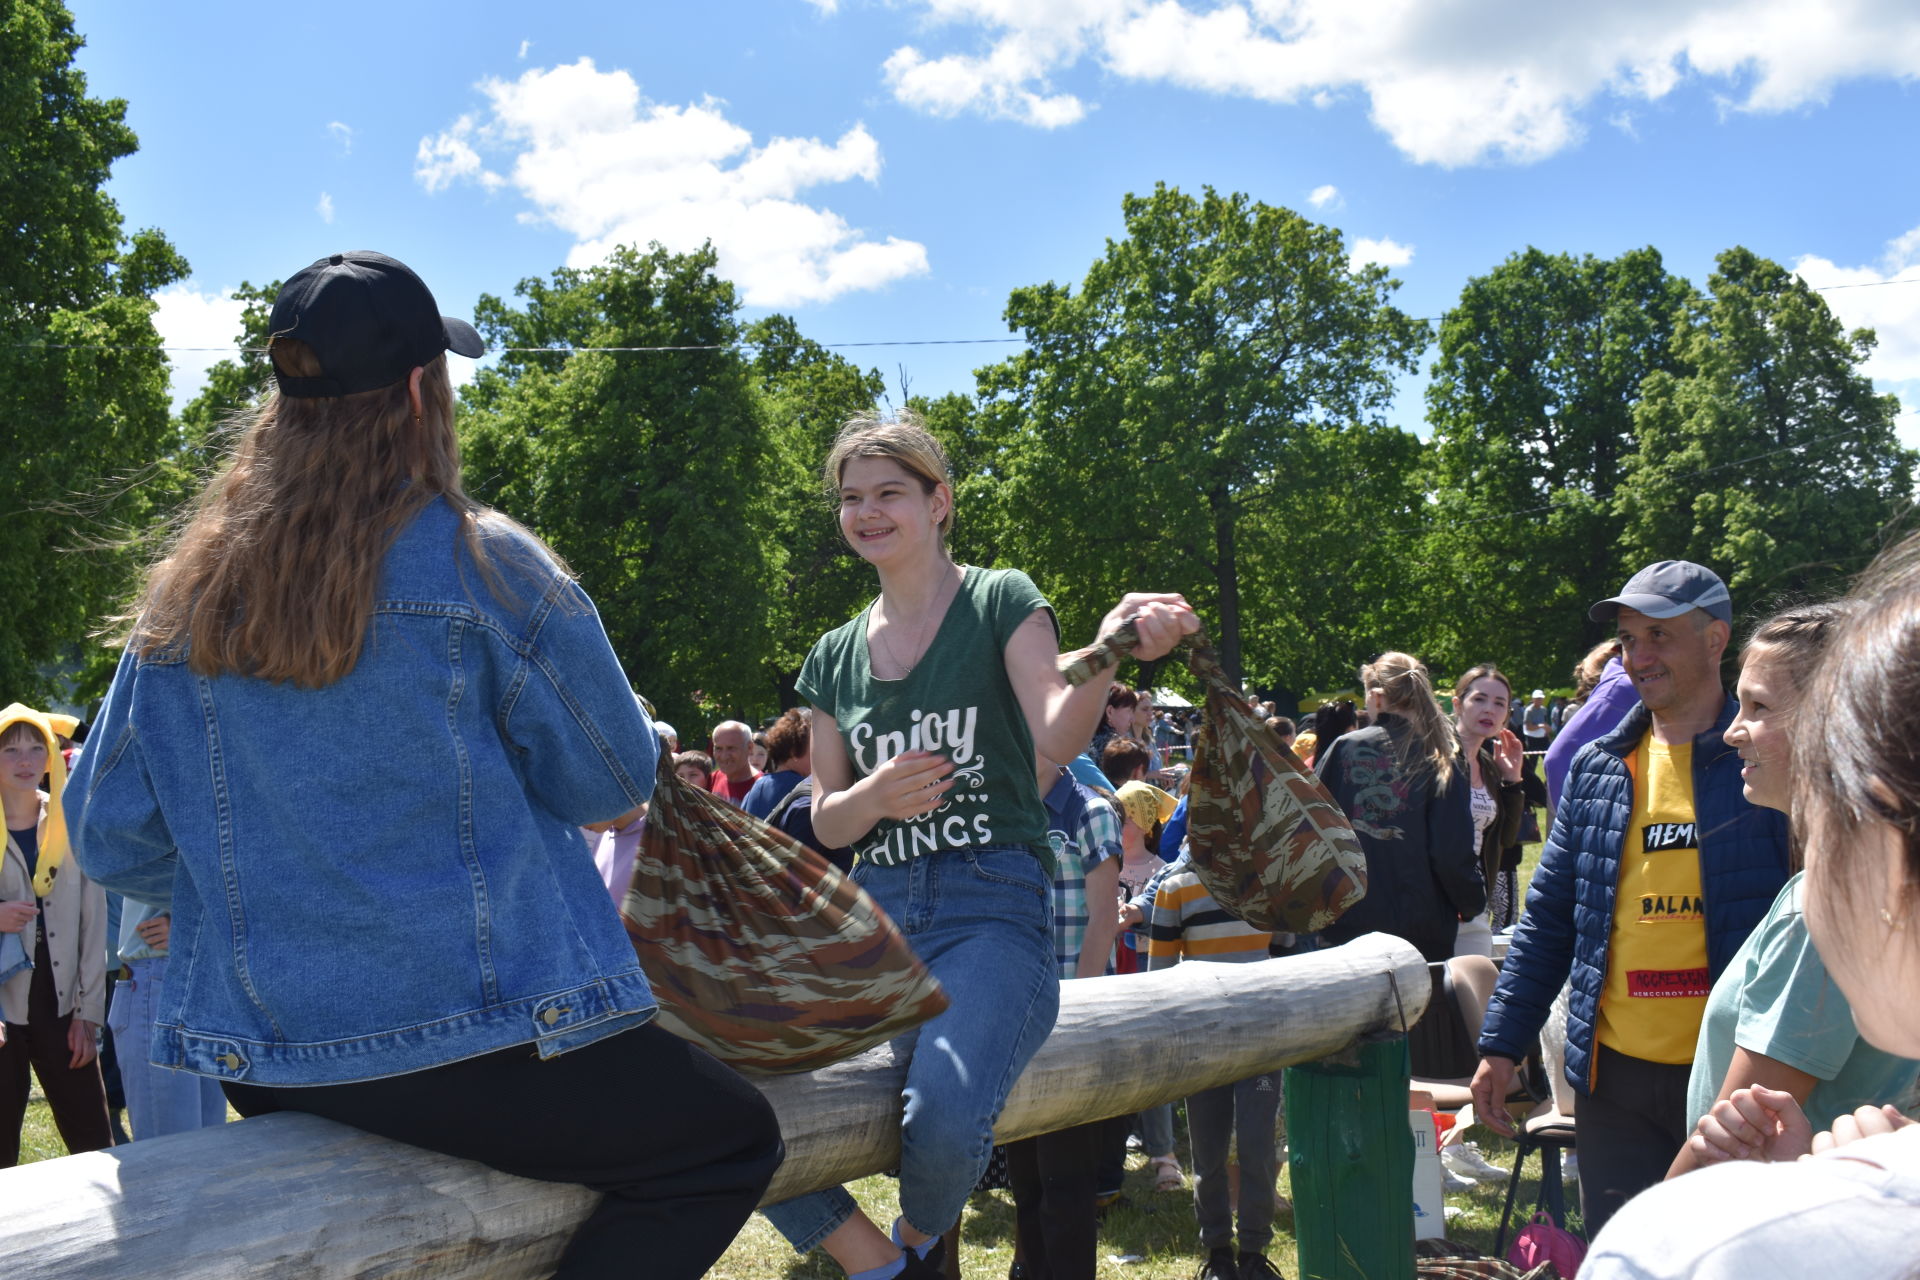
[0,930,113,1166]
[1577,1044,1690,1239]
[1007,1120,1105,1280]
[225,1020,783,1279]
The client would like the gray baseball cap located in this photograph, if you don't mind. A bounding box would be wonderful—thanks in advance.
[1589,560,1732,625]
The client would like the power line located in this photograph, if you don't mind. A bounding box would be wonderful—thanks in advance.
[7,270,1917,356]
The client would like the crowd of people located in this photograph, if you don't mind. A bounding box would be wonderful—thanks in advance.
[3,250,1916,1280]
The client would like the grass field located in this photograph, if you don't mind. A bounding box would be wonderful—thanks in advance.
[17,815,1562,1278]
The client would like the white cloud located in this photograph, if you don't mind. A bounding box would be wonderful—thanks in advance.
[1349,236,1414,272]
[317,192,335,223]
[152,284,248,410]
[416,58,929,306]
[1891,386,1920,450]
[1793,226,1920,386]
[1794,224,1920,449]
[517,39,531,59]
[1307,183,1339,209]
[327,121,352,155]
[802,0,839,12]
[414,114,504,194]
[874,0,1920,166]
[883,41,1087,127]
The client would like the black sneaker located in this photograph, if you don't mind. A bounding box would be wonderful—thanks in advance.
[899,1248,946,1280]
[1238,1252,1288,1280]
[1197,1247,1239,1280]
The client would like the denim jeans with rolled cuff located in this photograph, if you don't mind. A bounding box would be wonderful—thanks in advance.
[761,846,1060,1252]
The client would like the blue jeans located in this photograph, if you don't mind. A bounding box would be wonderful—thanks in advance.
[1137,1101,1175,1159]
[763,847,1061,1252]
[108,958,228,1139]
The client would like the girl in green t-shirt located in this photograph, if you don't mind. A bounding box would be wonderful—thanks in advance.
[759,412,1196,1280]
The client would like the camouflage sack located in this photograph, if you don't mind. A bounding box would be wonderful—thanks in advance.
[1062,620,1367,933]
[620,751,949,1073]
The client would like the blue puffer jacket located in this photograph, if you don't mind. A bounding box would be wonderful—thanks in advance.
[1478,694,1788,1094]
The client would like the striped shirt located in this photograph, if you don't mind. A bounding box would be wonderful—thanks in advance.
[1042,768,1123,979]
[1145,869,1272,970]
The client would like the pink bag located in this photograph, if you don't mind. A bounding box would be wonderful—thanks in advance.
[1507,1211,1586,1276]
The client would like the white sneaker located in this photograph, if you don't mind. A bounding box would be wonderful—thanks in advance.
[1442,1141,1511,1184]
[1561,1152,1580,1183]
[1441,1164,1476,1194]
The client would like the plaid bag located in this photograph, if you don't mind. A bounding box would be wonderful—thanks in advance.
[1062,620,1366,933]
[619,751,949,1074]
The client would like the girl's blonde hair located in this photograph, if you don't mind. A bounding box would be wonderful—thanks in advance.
[128,338,556,688]
[1362,651,1459,786]
[822,409,955,538]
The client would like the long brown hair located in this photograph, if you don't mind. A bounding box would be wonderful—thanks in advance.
[128,339,555,687]
[1799,535,1920,933]
[1362,651,1459,787]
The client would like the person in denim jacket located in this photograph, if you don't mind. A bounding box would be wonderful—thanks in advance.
[66,252,781,1279]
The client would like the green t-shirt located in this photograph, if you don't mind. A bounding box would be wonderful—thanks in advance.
[796,566,1055,868]
[1687,871,1920,1132]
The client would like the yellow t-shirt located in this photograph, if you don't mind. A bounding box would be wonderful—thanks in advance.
[1595,736,1710,1066]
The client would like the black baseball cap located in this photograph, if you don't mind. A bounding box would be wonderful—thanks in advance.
[268,251,484,398]
[1589,560,1733,625]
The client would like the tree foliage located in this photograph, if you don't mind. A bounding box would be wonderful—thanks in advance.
[1618,248,1918,608]
[1421,247,1693,683]
[457,245,785,733]
[970,184,1428,690]
[746,314,887,706]
[0,0,186,706]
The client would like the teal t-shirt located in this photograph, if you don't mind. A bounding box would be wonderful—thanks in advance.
[1687,872,1920,1131]
[796,566,1055,868]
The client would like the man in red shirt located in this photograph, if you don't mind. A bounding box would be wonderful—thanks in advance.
[708,720,761,806]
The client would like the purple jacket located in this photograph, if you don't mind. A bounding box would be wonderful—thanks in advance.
[1545,658,1636,810]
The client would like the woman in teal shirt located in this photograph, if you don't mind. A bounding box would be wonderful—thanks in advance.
[1670,600,1920,1177]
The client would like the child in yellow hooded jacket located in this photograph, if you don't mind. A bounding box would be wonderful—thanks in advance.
[0,703,111,1164]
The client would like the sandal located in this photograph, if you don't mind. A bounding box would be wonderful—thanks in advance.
[1150,1155,1185,1192]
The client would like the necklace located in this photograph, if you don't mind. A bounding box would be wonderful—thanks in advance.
[875,564,960,678]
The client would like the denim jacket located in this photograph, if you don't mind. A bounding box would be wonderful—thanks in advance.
[67,499,661,1086]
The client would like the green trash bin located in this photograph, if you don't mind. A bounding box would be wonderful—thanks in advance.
[1284,1032,1414,1280]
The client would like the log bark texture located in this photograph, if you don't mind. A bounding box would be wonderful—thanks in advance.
[0,933,1425,1279]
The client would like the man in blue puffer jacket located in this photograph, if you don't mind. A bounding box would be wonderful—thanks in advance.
[1470,561,1789,1238]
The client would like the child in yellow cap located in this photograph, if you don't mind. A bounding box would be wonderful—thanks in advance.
[0,703,111,1163]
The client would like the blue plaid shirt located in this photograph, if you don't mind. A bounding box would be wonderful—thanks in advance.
[1042,768,1123,978]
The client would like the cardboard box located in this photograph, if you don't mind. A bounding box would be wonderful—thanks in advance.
[1409,1110,1446,1240]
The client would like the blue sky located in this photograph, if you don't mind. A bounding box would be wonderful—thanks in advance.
[71,0,1920,445]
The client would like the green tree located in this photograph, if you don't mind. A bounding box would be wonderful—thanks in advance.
[457,244,781,733]
[1421,247,1693,684]
[0,0,187,705]
[971,184,1428,688]
[1618,247,1917,604]
[746,314,885,706]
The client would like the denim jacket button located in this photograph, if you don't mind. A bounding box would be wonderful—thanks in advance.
[220,1053,241,1070]
[541,1007,560,1027]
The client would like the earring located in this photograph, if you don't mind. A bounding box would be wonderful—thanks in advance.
[1882,907,1907,930]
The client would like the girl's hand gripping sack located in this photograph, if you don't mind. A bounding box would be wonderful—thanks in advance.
[1062,619,1367,933]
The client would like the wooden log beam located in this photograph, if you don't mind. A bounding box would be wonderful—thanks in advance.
[0,933,1426,1280]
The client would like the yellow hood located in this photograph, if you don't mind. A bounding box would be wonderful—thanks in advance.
[0,703,78,897]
